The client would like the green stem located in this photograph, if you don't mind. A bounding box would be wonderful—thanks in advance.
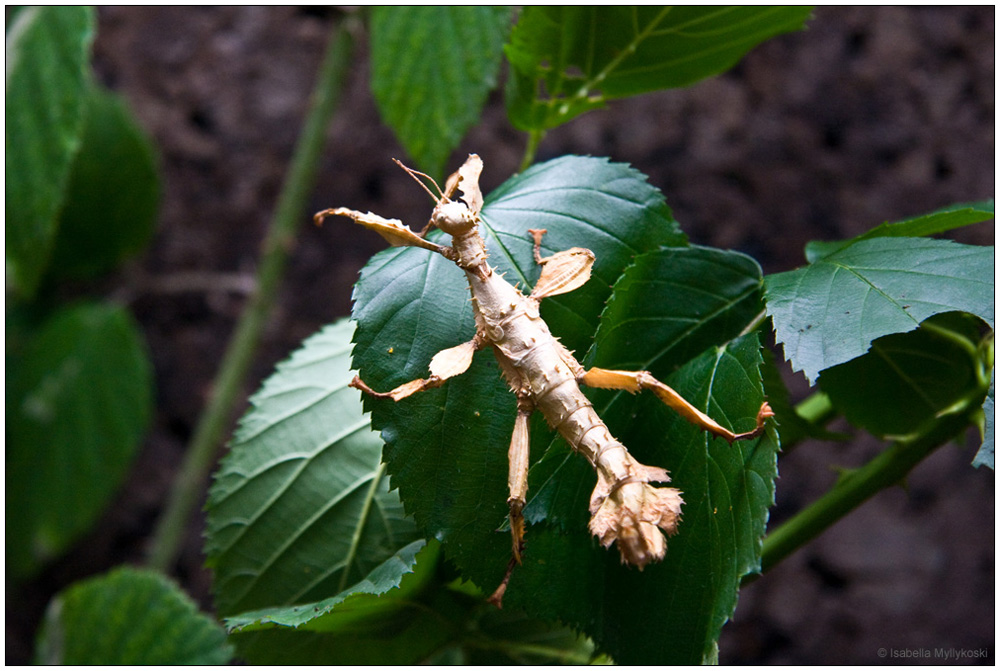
[759,396,981,574]
[794,390,834,425]
[519,128,545,173]
[464,638,595,665]
[146,20,356,572]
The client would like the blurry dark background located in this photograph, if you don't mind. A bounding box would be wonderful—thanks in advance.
[7,6,994,664]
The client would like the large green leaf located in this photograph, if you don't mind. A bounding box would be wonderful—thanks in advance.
[370,6,513,179]
[6,302,153,579]
[514,247,776,663]
[513,336,776,664]
[585,245,764,371]
[524,245,767,529]
[819,312,988,438]
[5,6,95,297]
[206,318,421,617]
[351,158,775,663]
[504,6,812,130]
[765,237,994,384]
[35,567,232,665]
[46,84,160,281]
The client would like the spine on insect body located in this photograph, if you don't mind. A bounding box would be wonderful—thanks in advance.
[455,231,684,568]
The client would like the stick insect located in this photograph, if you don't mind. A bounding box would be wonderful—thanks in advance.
[316,155,773,607]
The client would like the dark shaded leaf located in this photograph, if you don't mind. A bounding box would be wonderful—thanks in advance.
[819,313,985,438]
[7,302,152,578]
[231,541,598,664]
[5,6,95,297]
[758,343,841,446]
[46,84,160,281]
[35,567,232,665]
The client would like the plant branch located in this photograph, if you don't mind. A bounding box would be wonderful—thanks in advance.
[758,392,983,574]
[146,19,356,572]
[519,128,545,173]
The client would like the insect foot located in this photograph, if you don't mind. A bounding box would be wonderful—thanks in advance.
[588,457,684,568]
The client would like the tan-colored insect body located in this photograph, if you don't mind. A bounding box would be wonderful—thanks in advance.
[316,155,773,607]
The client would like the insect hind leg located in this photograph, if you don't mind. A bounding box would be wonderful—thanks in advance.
[580,367,773,443]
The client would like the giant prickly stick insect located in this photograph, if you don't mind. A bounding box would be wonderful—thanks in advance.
[316,155,773,607]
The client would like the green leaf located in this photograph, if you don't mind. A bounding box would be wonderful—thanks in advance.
[46,84,160,281]
[805,200,995,262]
[515,248,775,663]
[974,371,994,469]
[35,567,232,665]
[819,313,986,438]
[370,6,513,179]
[504,6,812,130]
[231,547,599,664]
[227,541,458,664]
[6,302,153,579]
[5,6,95,297]
[351,159,775,662]
[206,318,421,617]
[524,245,767,529]
[480,154,686,356]
[512,336,776,664]
[586,245,763,370]
[765,237,994,384]
[230,590,463,664]
[224,538,429,632]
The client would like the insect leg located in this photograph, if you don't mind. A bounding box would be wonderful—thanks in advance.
[579,367,774,443]
[506,397,534,563]
[315,207,455,259]
[351,336,481,402]
[526,229,596,299]
[487,395,533,609]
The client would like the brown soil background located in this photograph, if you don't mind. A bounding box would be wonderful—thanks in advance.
[7,6,995,664]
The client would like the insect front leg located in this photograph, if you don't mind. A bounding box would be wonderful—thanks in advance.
[580,367,774,443]
[351,335,482,402]
[315,207,455,259]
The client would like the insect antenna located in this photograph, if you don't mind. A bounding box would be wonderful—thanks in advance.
[392,158,446,203]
